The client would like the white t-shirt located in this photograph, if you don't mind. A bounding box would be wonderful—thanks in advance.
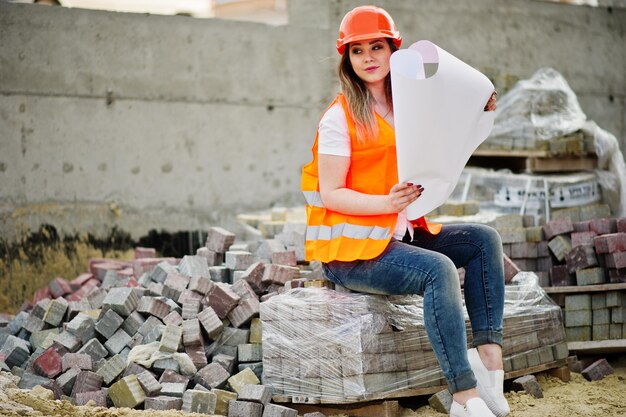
[317,103,412,240]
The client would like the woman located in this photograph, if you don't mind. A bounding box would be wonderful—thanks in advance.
[301,6,508,417]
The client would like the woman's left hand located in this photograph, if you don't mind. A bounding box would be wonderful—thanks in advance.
[484,91,497,112]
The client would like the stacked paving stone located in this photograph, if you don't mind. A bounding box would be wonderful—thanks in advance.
[260,272,567,404]
[0,226,306,416]
[493,205,626,343]
[495,204,626,288]
[563,290,626,342]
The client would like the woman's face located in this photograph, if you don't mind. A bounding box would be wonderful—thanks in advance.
[348,38,392,86]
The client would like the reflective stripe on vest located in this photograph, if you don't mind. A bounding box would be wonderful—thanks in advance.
[302,191,325,208]
[305,224,391,241]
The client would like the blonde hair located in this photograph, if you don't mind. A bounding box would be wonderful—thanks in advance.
[338,39,397,143]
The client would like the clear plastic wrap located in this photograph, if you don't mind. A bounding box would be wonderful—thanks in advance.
[585,120,626,217]
[435,167,603,223]
[260,272,566,404]
[485,67,587,150]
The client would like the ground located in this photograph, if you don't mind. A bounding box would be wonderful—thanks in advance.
[0,357,624,417]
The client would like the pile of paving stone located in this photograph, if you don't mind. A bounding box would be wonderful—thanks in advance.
[0,222,325,417]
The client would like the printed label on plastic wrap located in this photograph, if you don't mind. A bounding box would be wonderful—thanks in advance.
[494,179,600,209]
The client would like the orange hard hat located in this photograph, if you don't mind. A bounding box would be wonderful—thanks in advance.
[336,5,402,55]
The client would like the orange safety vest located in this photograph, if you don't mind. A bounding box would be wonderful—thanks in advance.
[301,94,440,263]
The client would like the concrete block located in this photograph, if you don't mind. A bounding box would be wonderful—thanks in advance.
[262,403,298,417]
[209,266,231,283]
[606,291,623,307]
[206,227,236,252]
[228,367,260,393]
[565,245,598,273]
[543,218,574,240]
[238,362,263,381]
[511,242,538,258]
[503,254,521,283]
[33,345,66,378]
[196,363,230,389]
[206,282,241,318]
[213,353,236,374]
[566,326,591,342]
[160,382,186,398]
[163,271,190,301]
[228,400,263,417]
[594,233,626,254]
[182,389,217,413]
[197,247,223,267]
[551,265,576,286]
[43,299,68,327]
[612,307,625,323]
[144,395,183,410]
[609,323,622,339]
[592,293,607,309]
[608,268,626,283]
[53,331,82,353]
[120,311,144,336]
[56,367,82,396]
[262,264,298,285]
[153,357,180,374]
[103,327,131,355]
[71,371,103,398]
[565,294,591,311]
[188,275,213,296]
[136,370,162,397]
[590,218,617,235]
[511,374,543,398]
[181,299,202,320]
[109,375,146,408]
[75,390,108,407]
[242,262,267,293]
[226,250,256,271]
[62,353,92,372]
[96,354,125,385]
[95,309,124,339]
[592,324,609,340]
[159,325,183,353]
[565,310,592,327]
[77,338,108,362]
[428,389,453,414]
[163,310,183,327]
[525,226,544,243]
[179,255,211,279]
[102,288,139,317]
[582,358,614,381]
[182,318,203,347]
[159,369,190,386]
[137,316,164,336]
[228,297,260,328]
[249,318,262,344]
[214,389,238,416]
[198,306,223,339]
[576,267,606,286]
[571,231,597,248]
[17,372,51,390]
[186,343,208,370]
[593,308,610,325]
[606,251,626,269]
[220,327,250,346]
[148,261,177,284]
[238,343,263,362]
[548,235,572,262]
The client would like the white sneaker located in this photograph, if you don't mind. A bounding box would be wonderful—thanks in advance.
[450,398,496,417]
[467,348,510,417]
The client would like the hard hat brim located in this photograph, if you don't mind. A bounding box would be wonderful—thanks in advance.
[336,32,402,55]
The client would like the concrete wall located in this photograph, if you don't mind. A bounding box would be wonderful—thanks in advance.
[1,0,625,242]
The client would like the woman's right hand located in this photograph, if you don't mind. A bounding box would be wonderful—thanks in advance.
[387,182,424,213]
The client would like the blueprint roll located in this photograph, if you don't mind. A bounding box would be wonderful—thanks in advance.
[390,40,495,220]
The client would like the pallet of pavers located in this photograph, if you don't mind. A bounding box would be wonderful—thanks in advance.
[261,272,568,405]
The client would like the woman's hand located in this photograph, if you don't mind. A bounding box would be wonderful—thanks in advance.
[387,182,424,213]
[484,91,497,112]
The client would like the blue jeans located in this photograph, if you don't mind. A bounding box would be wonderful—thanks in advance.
[322,223,504,393]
